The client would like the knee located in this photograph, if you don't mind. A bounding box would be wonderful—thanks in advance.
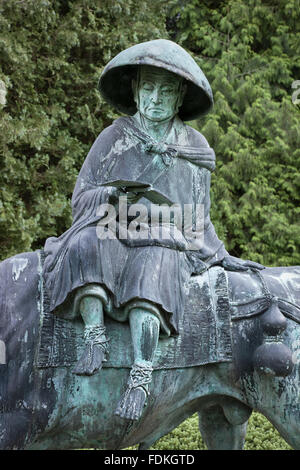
[129,307,161,330]
[74,284,111,315]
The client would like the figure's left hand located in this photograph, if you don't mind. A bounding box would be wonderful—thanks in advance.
[222,255,265,272]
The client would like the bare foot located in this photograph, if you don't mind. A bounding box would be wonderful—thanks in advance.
[115,363,153,420]
[73,325,109,376]
[72,342,106,376]
[115,386,147,420]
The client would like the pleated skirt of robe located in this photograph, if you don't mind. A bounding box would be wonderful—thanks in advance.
[115,245,190,334]
[47,225,190,334]
[46,225,127,313]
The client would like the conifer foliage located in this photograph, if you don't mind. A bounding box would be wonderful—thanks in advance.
[168,0,300,266]
[0,0,299,266]
[0,0,169,258]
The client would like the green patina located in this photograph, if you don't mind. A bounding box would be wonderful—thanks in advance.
[38,39,297,446]
[1,38,299,451]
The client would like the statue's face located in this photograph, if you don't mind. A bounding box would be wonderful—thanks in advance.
[133,65,185,122]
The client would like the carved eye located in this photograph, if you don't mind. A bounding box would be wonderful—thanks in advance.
[161,87,174,95]
[142,82,154,92]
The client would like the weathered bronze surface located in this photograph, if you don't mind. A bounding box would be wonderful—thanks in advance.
[0,39,299,450]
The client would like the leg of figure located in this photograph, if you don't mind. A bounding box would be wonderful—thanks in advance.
[115,307,160,420]
[73,295,109,376]
[130,307,160,365]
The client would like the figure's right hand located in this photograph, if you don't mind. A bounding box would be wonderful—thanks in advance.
[125,191,143,204]
[107,187,142,206]
[107,187,123,206]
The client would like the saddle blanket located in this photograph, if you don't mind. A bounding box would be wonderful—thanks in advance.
[2,251,299,371]
[37,264,233,370]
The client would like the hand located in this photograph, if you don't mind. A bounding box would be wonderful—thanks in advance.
[107,187,123,206]
[108,187,142,206]
[222,255,265,272]
[125,191,143,204]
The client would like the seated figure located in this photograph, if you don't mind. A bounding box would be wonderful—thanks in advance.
[42,39,263,421]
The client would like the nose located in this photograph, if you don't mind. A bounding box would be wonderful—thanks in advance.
[150,88,161,104]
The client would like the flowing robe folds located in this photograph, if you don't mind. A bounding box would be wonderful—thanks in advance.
[43,116,228,334]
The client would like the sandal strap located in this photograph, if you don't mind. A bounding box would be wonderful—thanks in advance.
[127,363,153,395]
[84,325,110,355]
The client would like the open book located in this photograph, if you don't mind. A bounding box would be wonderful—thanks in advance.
[100,180,174,205]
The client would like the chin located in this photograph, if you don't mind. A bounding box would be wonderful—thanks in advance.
[144,112,171,122]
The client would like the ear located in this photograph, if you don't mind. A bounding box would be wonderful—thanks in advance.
[178,82,187,108]
[132,79,138,104]
[174,82,187,114]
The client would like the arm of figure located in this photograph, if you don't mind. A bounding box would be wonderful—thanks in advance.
[203,173,264,271]
[201,170,229,264]
[222,254,265,271]
[71,131,114,223]
[70,126,144,223]
[196,170,264,271]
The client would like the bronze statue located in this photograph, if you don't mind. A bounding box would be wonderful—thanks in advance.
[0,39,299,451]
[42,39,263,420]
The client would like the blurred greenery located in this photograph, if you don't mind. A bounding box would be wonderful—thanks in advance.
[127,412,292,450]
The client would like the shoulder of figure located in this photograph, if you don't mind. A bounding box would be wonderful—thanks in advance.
[183,122,210,148]
[96,117,125,140]
[88,117,127,154]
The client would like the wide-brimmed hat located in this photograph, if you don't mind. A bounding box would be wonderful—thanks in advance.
[98,39,213,121]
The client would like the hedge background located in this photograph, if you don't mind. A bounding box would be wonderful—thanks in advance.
[135,412,292,450]
[0,0,299,450]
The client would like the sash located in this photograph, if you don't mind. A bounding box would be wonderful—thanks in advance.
[114,117,216,172]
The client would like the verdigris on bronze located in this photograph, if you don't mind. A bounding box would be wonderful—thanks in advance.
[42,39,263,420]
[0,39,299,450]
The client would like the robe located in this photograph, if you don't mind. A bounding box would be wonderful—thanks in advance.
[43,115,228,333]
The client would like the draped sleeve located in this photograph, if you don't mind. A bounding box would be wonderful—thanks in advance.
[201,169,229,264]
[42,123,122,295]
[71,125,122,224]
[184,126,229,270]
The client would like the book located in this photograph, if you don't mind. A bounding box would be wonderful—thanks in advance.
[100,180,174,205]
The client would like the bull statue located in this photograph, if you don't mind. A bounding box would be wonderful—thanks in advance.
[0,40,299,450]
